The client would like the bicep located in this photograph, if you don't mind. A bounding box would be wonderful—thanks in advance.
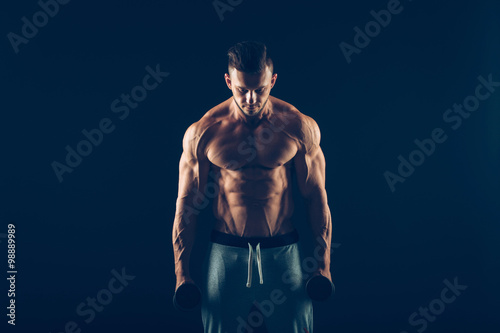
[294,145,326,198]
[177,151,197,200]
[177,126,210,203]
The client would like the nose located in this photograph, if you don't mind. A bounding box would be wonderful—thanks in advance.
[246,91,256,104]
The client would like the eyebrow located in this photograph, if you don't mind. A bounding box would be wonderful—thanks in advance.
[237,86,266,90]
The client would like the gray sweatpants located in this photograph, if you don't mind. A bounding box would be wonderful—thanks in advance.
[201,229,313,333]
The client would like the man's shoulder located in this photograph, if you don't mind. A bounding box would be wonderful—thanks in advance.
[270,96,320,149]
[182,98,231,149]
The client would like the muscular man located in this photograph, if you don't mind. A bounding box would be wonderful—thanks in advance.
[172,41,333,333]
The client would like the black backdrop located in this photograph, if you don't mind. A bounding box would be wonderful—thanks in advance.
[1,0,499,332]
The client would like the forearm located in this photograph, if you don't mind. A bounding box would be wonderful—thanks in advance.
[305,191,332,277]
[172,197,199,281]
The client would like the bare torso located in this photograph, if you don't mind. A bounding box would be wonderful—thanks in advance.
[201,96,304,237]
[173,90,331,289]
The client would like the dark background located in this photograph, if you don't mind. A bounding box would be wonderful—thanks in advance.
[1,0,499,332]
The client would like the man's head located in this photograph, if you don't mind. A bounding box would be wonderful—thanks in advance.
[225,41,277,117]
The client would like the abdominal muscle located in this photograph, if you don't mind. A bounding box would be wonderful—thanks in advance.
[212,165,296,237]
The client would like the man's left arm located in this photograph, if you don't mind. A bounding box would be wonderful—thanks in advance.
[293,116,332,282]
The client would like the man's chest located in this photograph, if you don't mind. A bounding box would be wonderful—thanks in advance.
[206,122,298,170]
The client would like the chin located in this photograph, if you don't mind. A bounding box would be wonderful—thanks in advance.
[246,107,260,113]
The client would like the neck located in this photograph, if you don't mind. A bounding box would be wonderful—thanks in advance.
[231,97,272,126]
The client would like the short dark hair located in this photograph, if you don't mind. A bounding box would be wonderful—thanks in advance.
[227,41,273,75]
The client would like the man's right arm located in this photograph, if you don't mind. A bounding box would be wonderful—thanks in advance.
[172,121,210,290]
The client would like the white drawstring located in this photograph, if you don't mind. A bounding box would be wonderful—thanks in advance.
[246,243,253,288]
[246,242,264,288]
[256,243,263,284]
[247,243,264,288]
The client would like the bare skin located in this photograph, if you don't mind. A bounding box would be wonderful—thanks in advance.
[172,67,332,290]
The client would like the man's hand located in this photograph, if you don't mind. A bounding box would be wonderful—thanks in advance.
[176,276,195,291]
[315,269,332,283]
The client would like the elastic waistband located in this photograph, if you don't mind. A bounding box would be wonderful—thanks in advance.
[210,229,299,248]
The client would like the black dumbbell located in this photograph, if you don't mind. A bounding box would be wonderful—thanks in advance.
[173,283,202,311]
[306,275,335,301]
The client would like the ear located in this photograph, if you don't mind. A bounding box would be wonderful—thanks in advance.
[224,73,232,90]
[270,73,278,89]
